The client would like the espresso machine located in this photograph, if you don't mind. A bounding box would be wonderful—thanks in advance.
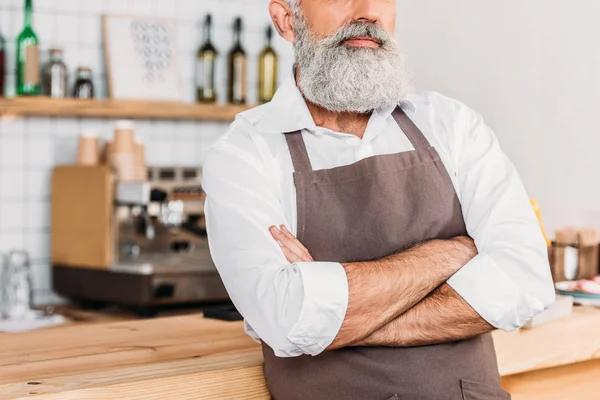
[51,165,233,317]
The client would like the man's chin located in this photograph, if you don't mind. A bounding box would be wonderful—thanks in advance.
[304,94,395,114]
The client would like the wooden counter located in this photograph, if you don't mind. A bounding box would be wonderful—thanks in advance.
[495,306,600,399]
[1,307,600,400]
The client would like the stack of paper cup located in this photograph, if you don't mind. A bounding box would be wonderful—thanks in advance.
[77,130,100,165]
[110,120,138,181]
[102,140,113,165]
[133,137,147,181]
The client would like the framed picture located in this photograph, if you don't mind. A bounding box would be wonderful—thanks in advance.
[103,14,182,101]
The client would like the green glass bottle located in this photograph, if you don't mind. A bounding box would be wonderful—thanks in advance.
[16,0,40,96]
[258,26,278,103]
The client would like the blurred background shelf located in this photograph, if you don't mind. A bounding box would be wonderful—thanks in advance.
[0,97,252,121]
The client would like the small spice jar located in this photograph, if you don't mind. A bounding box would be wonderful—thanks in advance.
[73,67,94,99]
[42,48,68,98]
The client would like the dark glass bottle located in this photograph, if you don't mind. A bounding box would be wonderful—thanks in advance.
[258,26,278,103]
[42,48,68,98]
[73,67,94,99]
[16,0,40,96]
[196,14,218,103]
[227,17,246,105]
[0,31,5,97]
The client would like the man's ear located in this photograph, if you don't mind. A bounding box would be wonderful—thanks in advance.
[269,0,296,43]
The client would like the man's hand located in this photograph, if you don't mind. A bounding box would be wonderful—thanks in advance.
[269,225,314,263]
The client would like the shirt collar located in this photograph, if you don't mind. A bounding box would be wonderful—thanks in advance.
[255,72,416,134]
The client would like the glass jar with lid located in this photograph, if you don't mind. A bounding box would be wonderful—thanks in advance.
[73,67,94,99]
[42,48,68,98]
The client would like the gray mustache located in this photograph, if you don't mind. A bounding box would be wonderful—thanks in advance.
[325,22,392,47]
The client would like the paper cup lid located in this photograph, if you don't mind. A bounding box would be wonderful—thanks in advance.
[115,120,135,130]
[81,129,98,138]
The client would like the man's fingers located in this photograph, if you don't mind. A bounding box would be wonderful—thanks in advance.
[280,225,313,260]
[269,226,304,256]
[269,225,311,262]
[280,245,302,264]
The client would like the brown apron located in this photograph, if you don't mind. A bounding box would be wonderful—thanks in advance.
[262,107,510,400]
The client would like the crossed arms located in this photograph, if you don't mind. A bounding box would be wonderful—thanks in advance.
[270,226,494,349]
[202,104,555,357]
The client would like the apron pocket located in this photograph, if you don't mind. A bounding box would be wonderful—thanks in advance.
[460,379,511,400]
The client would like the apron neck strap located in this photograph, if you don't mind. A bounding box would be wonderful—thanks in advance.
[285,107,428,172]
[284,130,313,172]
[392,106,430,150]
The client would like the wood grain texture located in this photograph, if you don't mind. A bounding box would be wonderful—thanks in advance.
[0,350,266,400]
[0,97,251,121]
[3,366,268,400]
[492,306,600,376]
[0,315,256,383]
[2,307,600,399]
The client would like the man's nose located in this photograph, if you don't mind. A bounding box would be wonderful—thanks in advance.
[351,0,380,23]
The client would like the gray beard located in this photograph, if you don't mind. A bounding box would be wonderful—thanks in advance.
[293,12,413,113]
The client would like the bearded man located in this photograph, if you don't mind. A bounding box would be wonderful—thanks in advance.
[202,0,555,399]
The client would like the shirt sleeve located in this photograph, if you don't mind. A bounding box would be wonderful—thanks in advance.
[445,101,556,331]
[202,124,348,357]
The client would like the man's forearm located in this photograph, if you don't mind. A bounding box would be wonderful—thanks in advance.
[354,283,494,347]
[327,237,477,350]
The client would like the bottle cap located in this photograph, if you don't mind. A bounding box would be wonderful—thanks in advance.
[206,14,212,25]
[115,120,135,131]
[267,25,273,39]
[234,17,242,31]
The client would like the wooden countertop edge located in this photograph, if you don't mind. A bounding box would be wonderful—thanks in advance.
[493,307,600,376]
[0,349,267,400]
[2,307,600,399]
[3,365,269,400]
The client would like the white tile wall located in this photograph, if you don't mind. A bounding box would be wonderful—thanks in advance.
[0,0,296,305]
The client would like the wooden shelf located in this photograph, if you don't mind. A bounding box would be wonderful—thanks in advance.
[0,97,252,121]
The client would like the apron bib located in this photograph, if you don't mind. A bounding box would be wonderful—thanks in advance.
[262,107,509,400]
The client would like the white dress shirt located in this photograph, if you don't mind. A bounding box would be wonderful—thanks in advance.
[203,75,555,357]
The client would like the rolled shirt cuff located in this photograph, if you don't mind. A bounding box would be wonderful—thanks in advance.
[447,252,545,331]
[285,261,349,356]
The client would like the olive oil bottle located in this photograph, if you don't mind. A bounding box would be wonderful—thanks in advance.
[196,14,218,103]
[227,17,246,105]
[258,26,278,103]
